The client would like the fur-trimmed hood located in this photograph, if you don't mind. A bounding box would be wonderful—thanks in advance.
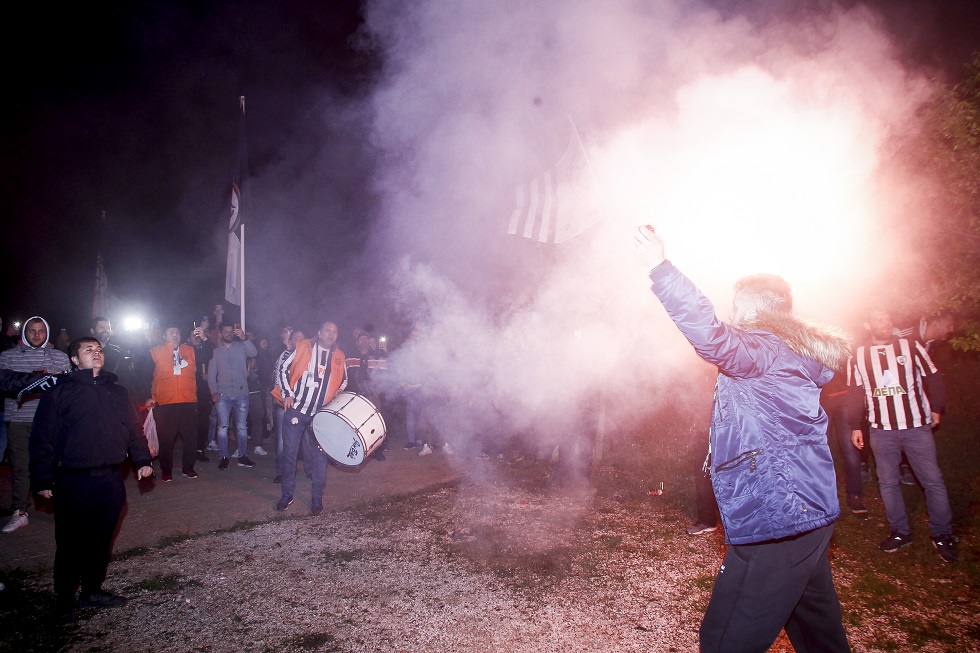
[742,312,852,372]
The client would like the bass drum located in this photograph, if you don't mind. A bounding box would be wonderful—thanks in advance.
[311,392,386,467]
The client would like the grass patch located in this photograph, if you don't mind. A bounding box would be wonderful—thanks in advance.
[0,569,75,653]
[155,532,196,548]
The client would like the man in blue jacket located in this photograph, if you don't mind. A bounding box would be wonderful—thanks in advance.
[633,226,851,652]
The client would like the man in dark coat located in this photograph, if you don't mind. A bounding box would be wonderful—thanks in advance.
[29,337,154,623]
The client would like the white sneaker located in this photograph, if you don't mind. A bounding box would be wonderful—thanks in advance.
[253,446,268,456]
[2,512,28,534]
[442,443,454,455]
[207,441,219,452]
[419,444,433,456]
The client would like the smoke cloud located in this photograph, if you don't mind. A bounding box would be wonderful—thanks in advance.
[358,0,936,463]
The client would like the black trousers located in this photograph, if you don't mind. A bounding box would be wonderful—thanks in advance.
[196,382,212,451]
[700,524,850,653]
[53,468,126,602]
[154,402,198,473]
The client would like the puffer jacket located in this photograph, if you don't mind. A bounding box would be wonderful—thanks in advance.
[650,261,850,545]
[29,369,152,492]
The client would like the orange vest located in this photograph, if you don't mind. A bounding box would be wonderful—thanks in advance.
[150,343,197,404]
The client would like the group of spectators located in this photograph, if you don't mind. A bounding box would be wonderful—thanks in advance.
[0,306,404,622]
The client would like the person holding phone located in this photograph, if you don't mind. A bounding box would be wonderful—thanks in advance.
[208,323,257,469]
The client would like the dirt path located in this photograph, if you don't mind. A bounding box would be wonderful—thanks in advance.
[0,442,459,571]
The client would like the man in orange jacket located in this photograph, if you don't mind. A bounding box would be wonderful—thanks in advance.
[146,326,199,481]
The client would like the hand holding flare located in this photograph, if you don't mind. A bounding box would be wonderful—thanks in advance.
[632,224,665,270]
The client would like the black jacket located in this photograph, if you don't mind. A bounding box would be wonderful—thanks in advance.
[0,369,42,395]
[29,369,152,492]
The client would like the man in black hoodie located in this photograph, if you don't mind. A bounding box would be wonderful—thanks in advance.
[29,337,154,623]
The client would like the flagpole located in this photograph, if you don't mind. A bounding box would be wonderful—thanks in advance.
[567,114,597,183]
[239,95,246,332]
[239,222,246,332]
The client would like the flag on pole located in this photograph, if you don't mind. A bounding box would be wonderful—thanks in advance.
[92,211,108,318]
[225,96,248,307]
[225,181,243,305]
[506,125,599,244]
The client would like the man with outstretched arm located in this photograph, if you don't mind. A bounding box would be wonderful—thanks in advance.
[633,226,851,653]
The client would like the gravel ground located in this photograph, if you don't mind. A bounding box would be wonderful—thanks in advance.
[5,462,976,652]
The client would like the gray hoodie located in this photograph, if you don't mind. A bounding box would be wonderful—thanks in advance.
[207,338,257,397]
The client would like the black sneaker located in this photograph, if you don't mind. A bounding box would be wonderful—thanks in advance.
[932,535,958,563]
[196,450,210,463]
[78,589,127,609]
[54,595,76,625]
[54,606,76,625]
[237,456,255,468]
[879,531,913,552]
[846,495,868,515]
[403,442,418,450]
[311,500,324,517]
[686,522,718,536]
[275,494,294,511]
[218,457,229,470]
[181,469,199,479]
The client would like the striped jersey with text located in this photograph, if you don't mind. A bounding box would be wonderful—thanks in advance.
[279,343,343,416]
[849,338,938,430]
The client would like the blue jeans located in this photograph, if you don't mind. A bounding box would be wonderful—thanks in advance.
[217,394,249,458]
[870,425,952,537]
[829,402,862,497]
[280,408,327,502]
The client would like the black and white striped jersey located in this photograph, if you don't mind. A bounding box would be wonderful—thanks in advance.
[280,342,345,416]
[849,338,939,430]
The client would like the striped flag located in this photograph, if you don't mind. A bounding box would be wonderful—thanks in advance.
[225,179,243,305]
[507,130,599,244]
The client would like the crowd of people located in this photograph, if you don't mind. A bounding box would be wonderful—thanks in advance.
[0,273,963,637]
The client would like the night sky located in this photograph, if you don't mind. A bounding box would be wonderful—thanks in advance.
[1,0,978,343]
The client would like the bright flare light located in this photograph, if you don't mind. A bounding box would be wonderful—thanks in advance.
[122,316,143,332]
[594,65,882,318]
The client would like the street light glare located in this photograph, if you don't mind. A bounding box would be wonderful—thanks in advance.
[122,316,143,332]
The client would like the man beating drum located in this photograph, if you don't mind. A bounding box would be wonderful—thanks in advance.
[272,321,347,516]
